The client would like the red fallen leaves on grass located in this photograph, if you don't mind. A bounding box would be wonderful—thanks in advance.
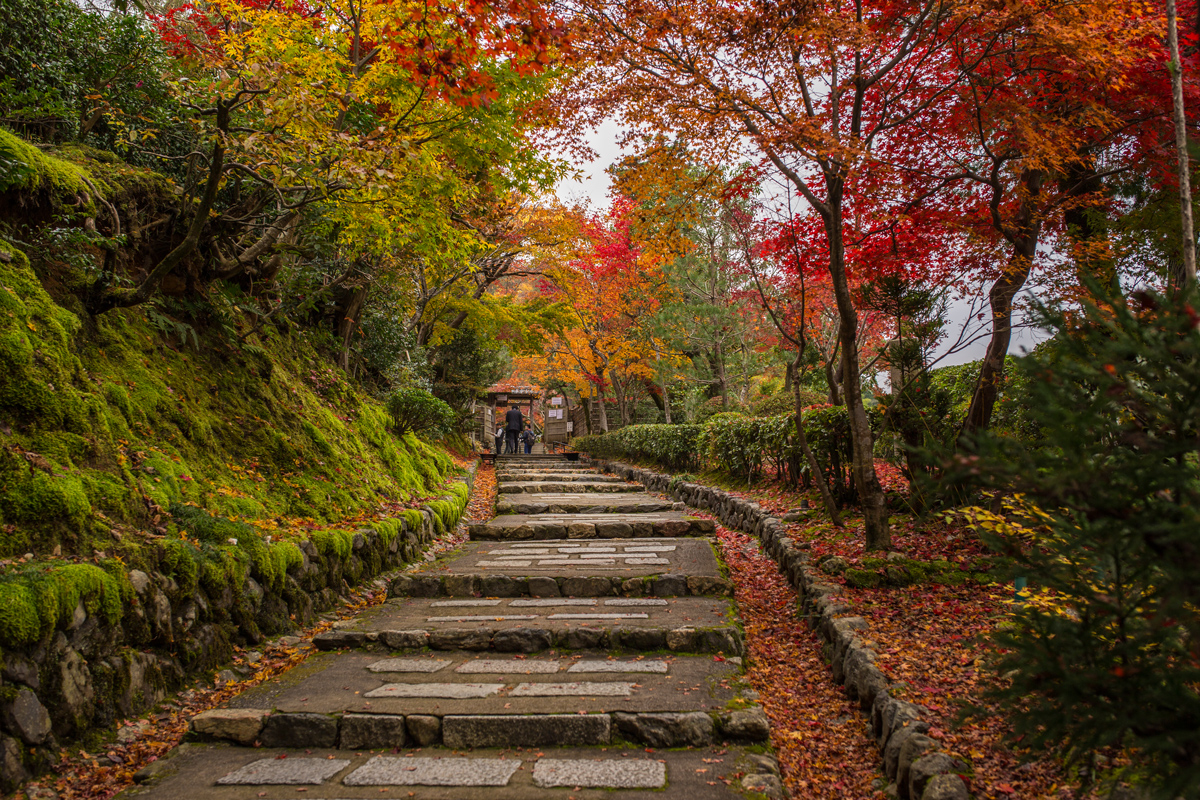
[712,523,886,799]
[637,461,1091,799]
[852,583,1080,800]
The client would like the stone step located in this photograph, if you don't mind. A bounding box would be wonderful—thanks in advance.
[201,651,765,750]
[402,537,723,586]
[495,454,580,462]
[312,595,741,654]
[498,481,644,494]
[130,743,781,798]
[470,514,715,540]
[495,493,684,515]
[495,469,619,479]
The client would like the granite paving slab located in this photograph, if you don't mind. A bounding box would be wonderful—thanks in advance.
[454,659,562,674]
[495,493,683,515]
[216,757,350,785]
[366,658,449,673]
[495,472,623,481]
[532,758,667,789]
[342,756,521,786]
[117,743,755,799]
[469,514,716,541]
[226,650,741,717]
[118,743,762,799]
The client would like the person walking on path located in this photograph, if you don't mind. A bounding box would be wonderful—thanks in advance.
[494,425,504,454]
[504,405,523,454]
[521,424,536,454]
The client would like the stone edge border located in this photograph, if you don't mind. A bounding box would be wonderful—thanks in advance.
[388,572,733,599]
[597,460,972,800]
[466,518,716,540]
[189,706,770,750]
[312,621,744,656]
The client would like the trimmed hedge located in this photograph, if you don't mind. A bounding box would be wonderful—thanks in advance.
[572,424,702,472]
[574,404,876,494]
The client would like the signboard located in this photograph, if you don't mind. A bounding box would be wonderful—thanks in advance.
[566,421,574,432]
[550,397,563,406]
[496,394,507,403]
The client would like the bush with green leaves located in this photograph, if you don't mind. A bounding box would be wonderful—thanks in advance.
[958,287,1200,797]
[0,0,173,147]
[572,403,873,494]
[572,424,703,471]
[751,388,826,417]
[927,356,1037,442]
[385,387,457,438]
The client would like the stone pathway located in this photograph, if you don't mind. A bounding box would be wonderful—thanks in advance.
[120,455,782,800]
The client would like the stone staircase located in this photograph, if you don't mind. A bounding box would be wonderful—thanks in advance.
[120,455,782,800]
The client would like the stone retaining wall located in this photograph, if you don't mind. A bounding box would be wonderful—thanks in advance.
[598,460,972,800]
[0,467,475,794]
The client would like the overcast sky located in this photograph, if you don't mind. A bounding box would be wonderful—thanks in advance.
[550,122,1048,367]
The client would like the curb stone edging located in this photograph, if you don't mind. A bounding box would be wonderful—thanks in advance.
[596,459,973,800]
[388,572,734,599]
[188,706,771,749]
[311,621,745,656]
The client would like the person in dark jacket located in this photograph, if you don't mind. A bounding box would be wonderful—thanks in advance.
[504,405,523,454]
[521,424,536,454]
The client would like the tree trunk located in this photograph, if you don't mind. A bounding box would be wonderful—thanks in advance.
[1168,0,1197,287]
[1059,158,1114,294]
[653,342,672,424]
[336,285,369,371]
[961,169,1046,435]
[713,342,729,408]
[595,385,610,433]
[793,351,842,525]
[89,103,230,314]
[823,184,890,551]
[614,378,630,427]
[581,396,594,435]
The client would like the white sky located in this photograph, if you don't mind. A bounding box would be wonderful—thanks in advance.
[550,122,1046,368]
[551,119,626,211]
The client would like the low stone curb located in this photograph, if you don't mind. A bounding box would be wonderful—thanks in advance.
[494,499,684,515]
[467,517,715,540]
[597,460,973,800]
[312,622,745,656]
[388,572,733,599]
[189,706,770,749]
[499,482,644,494]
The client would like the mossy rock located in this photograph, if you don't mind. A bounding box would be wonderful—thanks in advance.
[0,128,93,207]
[844,568,882,589]
[931,570,969,587]
[0,561,127,647]
[0,240,87,429]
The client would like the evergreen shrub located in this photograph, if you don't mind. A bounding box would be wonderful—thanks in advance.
[957,287,1200,797]
[385,387,457,437]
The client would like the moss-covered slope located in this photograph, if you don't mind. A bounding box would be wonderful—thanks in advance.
[0,235,455,559]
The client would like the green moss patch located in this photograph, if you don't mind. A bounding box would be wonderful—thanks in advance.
[0,561,129,647]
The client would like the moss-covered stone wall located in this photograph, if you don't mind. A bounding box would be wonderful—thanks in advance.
[0,470,473,792]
